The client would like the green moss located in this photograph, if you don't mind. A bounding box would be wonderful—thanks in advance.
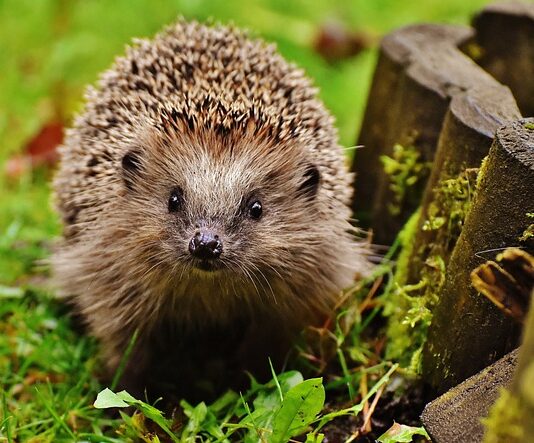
[422,167,478,248]
[384,253,445,372]
[391,208,421,287]
[519,213,534,242]
[380,144,431,216]
[383,167,478,371]
[382,209,442,373]
[463,41,483,61]
[523,122,534,131]
[476,155,489,189]
[519,361,534,407]
[382,211,424,370]
[483,389,524,443]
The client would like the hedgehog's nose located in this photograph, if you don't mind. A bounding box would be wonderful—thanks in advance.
[189,231,223,260]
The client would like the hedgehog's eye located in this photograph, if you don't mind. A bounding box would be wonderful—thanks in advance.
[248,200,263,219]
[168,187,184,212]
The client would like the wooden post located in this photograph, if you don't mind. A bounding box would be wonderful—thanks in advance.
[351,24,518,245]
[352,25,472,241]
[421,350,518,443]
[469,1,534,117]
[423,119,534,394]
[405,89,520,284]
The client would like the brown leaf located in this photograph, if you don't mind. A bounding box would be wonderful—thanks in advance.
[471,248,534,323]
[314,21,373,63]
[5,121,63,177]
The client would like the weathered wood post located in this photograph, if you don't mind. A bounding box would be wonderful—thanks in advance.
[351,23,521,245]
[469,1,534,117]
[422,248,533,442]
[404,89,520,285]
[352,24,472,242]
[422,349,519,443]
[423,118,534,394]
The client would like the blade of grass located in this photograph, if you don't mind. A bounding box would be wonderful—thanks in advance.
[1,390,14,443]
[269,358,284,403]
[34,386,77,439]
[111,328,139,390]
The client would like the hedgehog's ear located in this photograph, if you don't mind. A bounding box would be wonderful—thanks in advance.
[121,149,143,190]
[298,164,321,199]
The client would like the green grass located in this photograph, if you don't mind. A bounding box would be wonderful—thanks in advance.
[0,0,490,441]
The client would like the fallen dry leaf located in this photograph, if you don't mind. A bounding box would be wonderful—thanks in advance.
[5,121,63,177]
[471,248,534,323]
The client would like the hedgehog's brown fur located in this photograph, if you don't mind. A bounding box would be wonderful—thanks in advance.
[52,20,371,393]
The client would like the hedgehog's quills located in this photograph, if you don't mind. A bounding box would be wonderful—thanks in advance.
[52,20,372,397]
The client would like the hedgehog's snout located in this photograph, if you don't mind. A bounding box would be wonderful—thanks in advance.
[189,230,223,260]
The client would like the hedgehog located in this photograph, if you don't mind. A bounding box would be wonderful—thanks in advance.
[52,20,371,394]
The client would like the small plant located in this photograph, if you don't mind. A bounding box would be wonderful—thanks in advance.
[380,144,431,217]
[93,363,401,442]
[383,166,478,371]
[422,167,478,246]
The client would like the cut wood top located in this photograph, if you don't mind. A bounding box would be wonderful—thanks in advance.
[381,23,508,99]
[448,89,520,140]
[476,0,534,20]
[421,349,518,443]
[498,119,534,168]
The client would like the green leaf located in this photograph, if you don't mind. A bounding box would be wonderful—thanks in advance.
[181,401,208,438]
[94,388,130,408]
[253,388,282,411]
[241,370,307,442]
[270,378,325,443]
[377,422,430,442]
[135,402,179,443]
[277,371,305,394]
[306,433,325,443]
[252,371,304,411]
[94,389,179,443]
[209,390,239,415]
[0,285,24,298]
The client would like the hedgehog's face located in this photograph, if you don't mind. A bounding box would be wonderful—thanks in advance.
[119,131,324,286]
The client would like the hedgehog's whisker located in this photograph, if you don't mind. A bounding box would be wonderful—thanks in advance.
[234,261,261,298]
[249,262,276,305]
